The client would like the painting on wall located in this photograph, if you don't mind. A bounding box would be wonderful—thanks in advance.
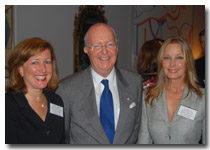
[134,5,193,57]
[132,5,194,71]
[73,5,107,72]
[5,5,13,78]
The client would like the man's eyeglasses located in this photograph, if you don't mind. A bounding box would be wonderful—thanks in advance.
[88,42,117,51]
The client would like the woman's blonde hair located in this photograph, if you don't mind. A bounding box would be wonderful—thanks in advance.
[145,36,202,105]
[6,37,60,93]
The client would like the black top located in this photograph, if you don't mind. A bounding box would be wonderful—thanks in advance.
[195,56,205,88]
[5,91,65,144]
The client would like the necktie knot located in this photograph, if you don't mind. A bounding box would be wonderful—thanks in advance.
[101,79,109,87]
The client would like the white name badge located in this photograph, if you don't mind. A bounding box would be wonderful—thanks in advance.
[50,103,63,117]
[177,105,197,120]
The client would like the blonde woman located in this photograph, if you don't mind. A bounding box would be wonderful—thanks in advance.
[138,36,205,144]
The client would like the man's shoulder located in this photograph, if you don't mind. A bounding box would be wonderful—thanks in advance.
[60,67,90,85]
[117,67,141,79]
[116,67,142,86]
[62,70,84,82]
[195,56,205,64]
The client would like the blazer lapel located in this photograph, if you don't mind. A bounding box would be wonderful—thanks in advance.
[171,87,190,122]
[11,92,47,126]
[113,68,132,143]
[80,67,110,143]
[155,87,190,123]
[155,89,170,123]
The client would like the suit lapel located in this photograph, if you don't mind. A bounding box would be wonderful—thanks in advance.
[11,92,48,126]
[113,68,131,143]
[172,87,190,122]
[155,89,170,123]
[80,67,110,143]
[155,87,190,123]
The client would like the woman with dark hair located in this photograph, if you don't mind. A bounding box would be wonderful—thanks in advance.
[137,39,162,89]
[138,36,205,144]
[5,37,65,144]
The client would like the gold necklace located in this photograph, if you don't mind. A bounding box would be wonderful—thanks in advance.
[30,100,46,109]
[26,94,47,109]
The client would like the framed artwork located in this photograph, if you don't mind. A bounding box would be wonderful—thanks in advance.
[73,5,107,72]
[5,5,13,78]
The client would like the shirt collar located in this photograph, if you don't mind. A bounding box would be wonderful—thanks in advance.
[91,67,116,87]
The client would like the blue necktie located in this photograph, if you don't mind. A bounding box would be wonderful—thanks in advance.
[100,79,115,144]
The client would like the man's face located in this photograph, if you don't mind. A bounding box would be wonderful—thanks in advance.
[200,35,205,52]
[84,24,118,78]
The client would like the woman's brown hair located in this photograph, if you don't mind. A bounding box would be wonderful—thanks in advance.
[6,37,60,93]
[137,39,162,74]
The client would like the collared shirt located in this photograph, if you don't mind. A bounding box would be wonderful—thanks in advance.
[91,67,120,129]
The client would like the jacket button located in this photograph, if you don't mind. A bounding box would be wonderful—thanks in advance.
[46,130,51,135]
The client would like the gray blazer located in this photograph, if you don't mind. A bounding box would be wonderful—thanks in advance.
[138,87,205,144]
[56,66,142,144]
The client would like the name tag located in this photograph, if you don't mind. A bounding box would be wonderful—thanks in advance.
[177,105,197,120]
[50,103,63,117]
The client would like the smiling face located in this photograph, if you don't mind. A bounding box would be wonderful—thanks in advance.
[84,24,118,78]
[18,49,52,92]
[162,43,186,81]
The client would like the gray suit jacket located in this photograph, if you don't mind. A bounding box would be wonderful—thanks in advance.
[138,87,205,144]
[56,66,142,144]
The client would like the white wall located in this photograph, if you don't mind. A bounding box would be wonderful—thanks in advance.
[14,5,78,80]
[104,5,133,70]
[14,5,133,79]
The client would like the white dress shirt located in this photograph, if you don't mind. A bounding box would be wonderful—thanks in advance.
[91,67,120,129]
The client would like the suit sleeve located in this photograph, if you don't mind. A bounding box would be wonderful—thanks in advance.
[202,118,205,144]
[130,83,142,144]
[137,91,153,144]
[202,90,205,144]
[125,77,142,144]
[56,83,71,144]
[200,89,205,144]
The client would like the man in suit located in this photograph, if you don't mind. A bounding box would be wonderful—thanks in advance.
[56,23,142,144]
[195,29,205,87]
